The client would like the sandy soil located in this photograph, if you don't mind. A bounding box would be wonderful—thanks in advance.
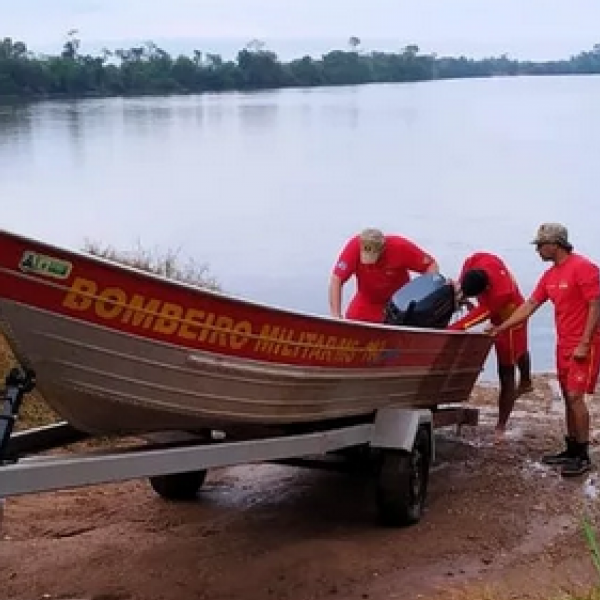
[2,375,600,600]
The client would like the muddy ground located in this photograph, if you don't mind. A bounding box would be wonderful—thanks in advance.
[2,375,600,600]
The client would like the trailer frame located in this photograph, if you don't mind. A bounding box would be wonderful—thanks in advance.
[0,367,478,527]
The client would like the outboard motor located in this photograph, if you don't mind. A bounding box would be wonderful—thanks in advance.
[384,273,456,329]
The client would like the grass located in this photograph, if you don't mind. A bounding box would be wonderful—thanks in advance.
[584,517,600,579]
[83,238,221,291]
[568,590,600,600]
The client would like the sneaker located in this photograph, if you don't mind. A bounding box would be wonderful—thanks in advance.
[561,455,592,478]
[541,437,576,465]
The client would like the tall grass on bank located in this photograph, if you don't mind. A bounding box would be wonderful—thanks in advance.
[83,239,221,291]
[584,516,600,579]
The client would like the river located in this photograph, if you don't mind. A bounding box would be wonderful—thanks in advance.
[2,74,599,377]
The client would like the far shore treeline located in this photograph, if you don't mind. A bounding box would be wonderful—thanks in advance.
[1,33,600,98]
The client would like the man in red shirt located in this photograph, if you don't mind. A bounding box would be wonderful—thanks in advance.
[448,253,532,440]
[329,228,439,323]
[488,223,600,477]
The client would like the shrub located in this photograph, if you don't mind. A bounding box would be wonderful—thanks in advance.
[82,239,221,291]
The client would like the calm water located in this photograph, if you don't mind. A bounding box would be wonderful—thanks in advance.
[1,75,599,378]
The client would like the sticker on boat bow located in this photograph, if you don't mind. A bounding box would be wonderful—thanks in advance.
[19,251,72,280]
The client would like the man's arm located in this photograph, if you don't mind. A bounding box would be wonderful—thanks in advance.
[425,260,440,275]
[448,303,490,331]
[488,299,540,335]
[573,262,600,359]
[329,274,344,318]
[574,298,600,360]
[329,236,359,319]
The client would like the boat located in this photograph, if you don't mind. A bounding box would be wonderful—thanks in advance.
[0,229,492,437]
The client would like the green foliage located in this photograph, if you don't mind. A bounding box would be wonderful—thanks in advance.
[583,516,600,580]
[1,35,600,98]
[83,240,221,292]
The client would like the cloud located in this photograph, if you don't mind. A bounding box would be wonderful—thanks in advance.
[2,0,599,59]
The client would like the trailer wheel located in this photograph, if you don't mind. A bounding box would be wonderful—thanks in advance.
[376,425,431,527]
[149,470,207,500]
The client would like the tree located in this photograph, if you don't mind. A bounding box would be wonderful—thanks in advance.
[246,39,266,53]
[0,38,28,59]
[2,35,600,98]
[348,36,361,52]
[61,29,80,60]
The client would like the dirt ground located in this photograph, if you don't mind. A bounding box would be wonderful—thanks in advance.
[2,375,600,600]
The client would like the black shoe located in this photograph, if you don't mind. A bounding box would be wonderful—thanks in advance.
[542,436,576,465]
[561,455,592,478]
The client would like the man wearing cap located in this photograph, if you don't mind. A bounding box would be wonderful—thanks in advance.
[329,228,439,323]
[448,252,533,440]
[487,223,600,477]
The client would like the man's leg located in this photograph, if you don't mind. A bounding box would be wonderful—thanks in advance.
[559,381,577,439]
[559,346,598,477]
[544,344,598,475]
[560,389,591,477]
[514,325,533,395]
[494,330,521,439]
[496,363,517,439]
[516,350,533,395]
[541,365,576,465]
[496,365,517,431]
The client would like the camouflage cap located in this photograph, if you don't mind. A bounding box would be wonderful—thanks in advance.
[359,228,385,264]
[532,222,573,250]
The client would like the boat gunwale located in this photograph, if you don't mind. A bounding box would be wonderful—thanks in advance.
[0,228,487,339]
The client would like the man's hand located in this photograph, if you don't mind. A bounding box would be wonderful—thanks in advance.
[484,324,500,337]
[448,278,473,311]
[573,341,590,362]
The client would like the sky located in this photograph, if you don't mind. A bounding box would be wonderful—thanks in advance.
[2,0,600,61]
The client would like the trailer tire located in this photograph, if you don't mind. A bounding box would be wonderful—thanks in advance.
[376,425,431,527]
[149,470,207,500]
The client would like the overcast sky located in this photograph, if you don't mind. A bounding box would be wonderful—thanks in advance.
[2,0,599,60]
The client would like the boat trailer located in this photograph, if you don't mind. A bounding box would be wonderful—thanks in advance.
[0,367,478,528]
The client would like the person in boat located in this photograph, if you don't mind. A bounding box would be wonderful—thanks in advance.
[487,223,600,477]
[329,228,440,323]
[448,252,533,440]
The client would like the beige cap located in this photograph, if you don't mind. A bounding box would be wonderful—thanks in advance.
[532,222,573,250]
[359,228,385,264]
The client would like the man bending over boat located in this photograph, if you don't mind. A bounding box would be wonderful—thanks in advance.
[448,252,533,440]
[329,228,439,323]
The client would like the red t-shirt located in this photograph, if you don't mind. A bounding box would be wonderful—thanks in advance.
[530,253,600,349]
[333,234,435,321]
[449,252,524,330]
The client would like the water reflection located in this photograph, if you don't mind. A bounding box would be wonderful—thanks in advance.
[0,103,33,158]
[236,99,280,131]
[122,99,175,139]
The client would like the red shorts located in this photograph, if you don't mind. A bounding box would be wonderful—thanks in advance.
[494,324,528,367]
[557,340,600,395]
[346,295,385,323]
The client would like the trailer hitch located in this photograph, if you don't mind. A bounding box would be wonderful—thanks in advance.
[0,368,36,463]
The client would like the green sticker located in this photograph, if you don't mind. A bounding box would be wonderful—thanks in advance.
[19,251,73,280]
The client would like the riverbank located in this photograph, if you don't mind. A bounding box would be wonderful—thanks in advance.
[2,334,600,599]
[2,35,600,100]
[2,372,600,600]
